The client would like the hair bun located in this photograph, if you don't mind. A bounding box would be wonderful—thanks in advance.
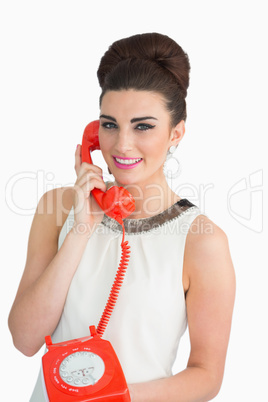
[98,33,190,98]
[97,33,191,125]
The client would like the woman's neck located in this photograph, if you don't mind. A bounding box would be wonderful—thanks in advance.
[107,178,181,219]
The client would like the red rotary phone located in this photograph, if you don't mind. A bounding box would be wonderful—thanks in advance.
[42,326,130,401]
[41,121,134,401]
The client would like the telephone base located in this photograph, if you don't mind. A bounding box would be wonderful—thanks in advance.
[42,326,130,401]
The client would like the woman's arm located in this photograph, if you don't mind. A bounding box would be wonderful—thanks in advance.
[8,146,106,357]
[128,215,236,402]
[8,187,91,356]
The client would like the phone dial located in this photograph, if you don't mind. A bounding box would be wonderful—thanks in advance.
[41,121,134,401]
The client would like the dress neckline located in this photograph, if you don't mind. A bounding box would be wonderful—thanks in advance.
[101,198,197,234]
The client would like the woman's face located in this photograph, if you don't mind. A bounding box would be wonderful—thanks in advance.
[99,90,184,188]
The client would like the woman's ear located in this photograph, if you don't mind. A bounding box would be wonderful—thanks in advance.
[170,120,185,147]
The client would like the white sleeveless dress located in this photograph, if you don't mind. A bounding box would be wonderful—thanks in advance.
[30,199,202,401]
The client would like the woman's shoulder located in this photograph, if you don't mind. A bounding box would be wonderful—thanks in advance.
[38,186,74,236]
[184,213,234,282]
[186,214,229,259]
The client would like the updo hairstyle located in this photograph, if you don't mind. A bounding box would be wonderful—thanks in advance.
[97,32,190,127]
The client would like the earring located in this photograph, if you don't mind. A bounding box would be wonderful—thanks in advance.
[166,145,177,160]
[168,145,177,154]
[164,145,181,179]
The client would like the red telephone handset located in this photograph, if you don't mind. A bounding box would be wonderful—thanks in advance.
[81,120,135,223]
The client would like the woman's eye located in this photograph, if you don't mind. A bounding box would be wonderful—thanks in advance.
[135,123,155,131]
[101,122,155,131]
[101,122,117,129]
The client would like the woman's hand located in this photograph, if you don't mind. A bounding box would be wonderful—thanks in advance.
[73,144,107,233]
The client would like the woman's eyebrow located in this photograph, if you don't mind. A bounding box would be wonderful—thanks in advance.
[99,114,158,123]
[99,114,117,122]
[131,117,158,123]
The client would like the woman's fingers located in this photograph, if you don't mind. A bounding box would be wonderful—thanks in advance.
[75,172,107,194]
[74,144,82,176]
[75,145,104,181]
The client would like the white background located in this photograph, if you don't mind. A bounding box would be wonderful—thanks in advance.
[1,1,267,401]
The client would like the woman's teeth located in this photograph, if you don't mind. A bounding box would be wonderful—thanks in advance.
[115,157,142,165]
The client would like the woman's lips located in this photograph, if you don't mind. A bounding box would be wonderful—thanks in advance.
[112,156,143,170]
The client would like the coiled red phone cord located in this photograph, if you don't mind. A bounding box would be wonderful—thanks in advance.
[97,221,130,337]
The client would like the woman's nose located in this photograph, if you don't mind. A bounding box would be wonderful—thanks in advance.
[115,129,133,154]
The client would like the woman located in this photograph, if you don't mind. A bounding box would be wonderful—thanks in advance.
[8,33,235,401]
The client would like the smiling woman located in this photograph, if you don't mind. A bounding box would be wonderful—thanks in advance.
[8,32,235,402]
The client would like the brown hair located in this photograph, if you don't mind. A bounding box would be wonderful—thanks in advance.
[97,32,190,126]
